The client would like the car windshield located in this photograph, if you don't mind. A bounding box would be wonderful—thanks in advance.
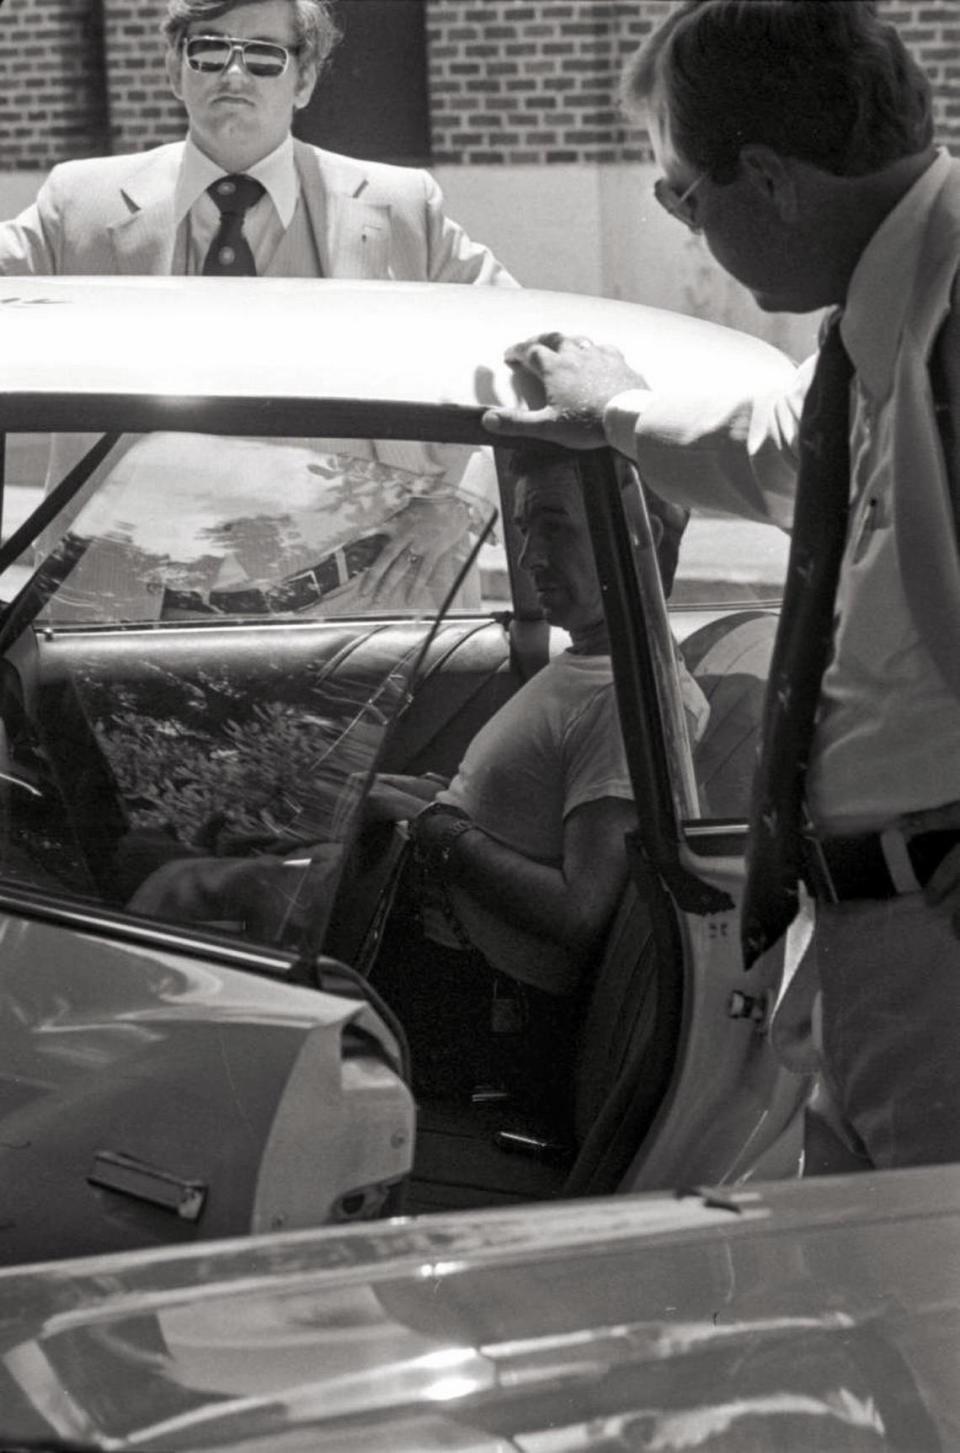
[0,429,497,958]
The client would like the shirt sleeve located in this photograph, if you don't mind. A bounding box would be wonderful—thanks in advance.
[0,173,60,274]
[603,358,818,533]
[422,171,519,288]
[561,684,634,819]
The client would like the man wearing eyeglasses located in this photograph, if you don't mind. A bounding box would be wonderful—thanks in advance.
[0,0,513,606]
[485,0,960,1178]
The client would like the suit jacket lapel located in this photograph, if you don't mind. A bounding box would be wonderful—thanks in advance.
[294,141,390,278]
[107,144,184,275]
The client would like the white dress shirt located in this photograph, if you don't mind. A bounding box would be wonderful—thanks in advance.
[173,134,299,274]
[806,149,960,829]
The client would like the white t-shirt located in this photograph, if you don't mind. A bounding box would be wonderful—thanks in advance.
[425,651,644,993]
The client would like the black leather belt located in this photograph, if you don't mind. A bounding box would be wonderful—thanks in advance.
[802,828,960,903]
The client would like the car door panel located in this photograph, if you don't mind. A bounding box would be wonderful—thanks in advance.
[0,913,413,1266]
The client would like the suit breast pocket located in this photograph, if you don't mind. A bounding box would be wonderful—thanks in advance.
[358,223,390,277]
[331,209,390,279]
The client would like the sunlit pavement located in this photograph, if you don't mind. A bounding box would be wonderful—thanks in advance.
[676,513,787,602]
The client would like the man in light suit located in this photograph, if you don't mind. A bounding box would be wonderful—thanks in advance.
[0,0,515,602]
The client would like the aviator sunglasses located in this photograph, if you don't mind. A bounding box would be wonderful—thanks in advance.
[183,34,300,79]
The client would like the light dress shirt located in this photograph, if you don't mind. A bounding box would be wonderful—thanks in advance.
[806,150,960,829]
[173,134,298,274]
[604,148,960,833]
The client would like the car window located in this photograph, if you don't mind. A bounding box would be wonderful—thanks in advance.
[668,511,784,823]
[0,431,499,956]
[1,432,501,623]
[672,511,787,608]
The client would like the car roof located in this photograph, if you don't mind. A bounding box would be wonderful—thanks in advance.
[0,277,794,435]
[0,1165,958,1449]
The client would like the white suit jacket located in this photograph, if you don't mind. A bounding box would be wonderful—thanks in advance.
[0,138,514,285]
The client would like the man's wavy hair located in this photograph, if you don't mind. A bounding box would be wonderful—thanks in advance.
[506,443,689,599]
[621,0,933,182]
[163,0,341,75]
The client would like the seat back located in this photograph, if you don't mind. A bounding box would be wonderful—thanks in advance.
[681,610,778,818]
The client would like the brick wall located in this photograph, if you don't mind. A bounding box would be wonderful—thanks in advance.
[0,0,110,168]
[0,0,959,168]
[100,0,184,152]
[428,0,663,165]
[885,0,960,147]
[425,0,664,165]
[426,0,960,165]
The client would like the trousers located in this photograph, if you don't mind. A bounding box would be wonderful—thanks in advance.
[783,894,960,1170]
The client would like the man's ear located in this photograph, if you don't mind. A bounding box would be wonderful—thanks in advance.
[165,46,184,103]
[738,144,800,223]
[293,61,318,111]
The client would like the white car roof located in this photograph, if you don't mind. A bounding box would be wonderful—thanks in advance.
[0,277,794,423]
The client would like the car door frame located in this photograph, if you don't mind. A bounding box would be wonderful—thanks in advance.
[568,447,807,1189]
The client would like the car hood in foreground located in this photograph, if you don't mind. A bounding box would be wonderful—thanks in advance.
[1,1166,958,1451]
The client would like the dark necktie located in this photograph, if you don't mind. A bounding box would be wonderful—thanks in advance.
[741,316,854,967]
[202,174,266,276]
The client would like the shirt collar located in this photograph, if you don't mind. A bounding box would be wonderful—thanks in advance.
[174,133,300,228]
[841,147,952,398]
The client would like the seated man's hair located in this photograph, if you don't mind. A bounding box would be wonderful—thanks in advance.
[622,0,933,181]
[504,445,689,598]
[163,0,341,75]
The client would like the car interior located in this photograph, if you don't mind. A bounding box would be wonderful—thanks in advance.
[0,429,778,1221]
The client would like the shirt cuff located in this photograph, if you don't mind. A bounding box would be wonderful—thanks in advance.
[602,388,653,459]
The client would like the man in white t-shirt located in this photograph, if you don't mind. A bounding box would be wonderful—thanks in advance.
[131,446,704,1102]
[363,447,706,1099]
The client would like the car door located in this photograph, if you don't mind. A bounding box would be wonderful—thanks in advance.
[0,421,513,1264]
[0,428,512,940]
[575,450,809,1191]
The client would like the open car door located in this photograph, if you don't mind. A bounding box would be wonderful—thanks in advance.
[0,423,498,1264]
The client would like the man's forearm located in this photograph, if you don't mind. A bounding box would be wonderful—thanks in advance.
[440,826,598,956]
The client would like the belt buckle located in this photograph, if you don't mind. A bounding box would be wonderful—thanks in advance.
[801,825,838,905]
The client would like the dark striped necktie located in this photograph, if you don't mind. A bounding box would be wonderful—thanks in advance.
[741,315,854,968]
[203,173,266,276]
